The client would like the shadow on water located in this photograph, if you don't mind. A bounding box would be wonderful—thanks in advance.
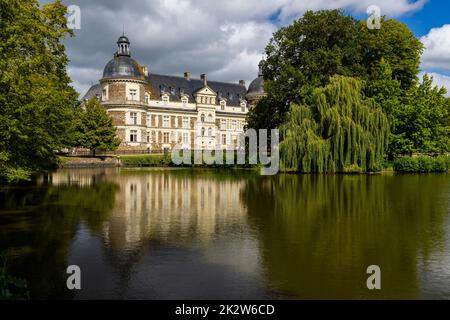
[0,169,119,299]
[242,174,450,299]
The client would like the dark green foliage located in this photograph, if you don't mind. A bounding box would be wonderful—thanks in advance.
[73,98,121,153]
[0,0,78,182]
[280,76,389,173]
[251,10,423,130]
[394,156,450,173]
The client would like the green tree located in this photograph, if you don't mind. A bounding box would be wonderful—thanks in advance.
[0,0,78,182]
[389,75,450,156]
[74,98,121,155]
[250,10,423,130]
[280,76,389,173]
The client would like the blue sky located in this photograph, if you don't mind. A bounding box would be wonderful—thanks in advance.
[399,0,450,36]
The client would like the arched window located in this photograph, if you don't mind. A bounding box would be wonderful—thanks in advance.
[201,114,205,122]
[144,92,149,104]
[208,127,212,137]
[201,127,205,137]
[207,113,212,122]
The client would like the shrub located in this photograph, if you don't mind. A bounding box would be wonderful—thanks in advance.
[394,156,449,173]
[120,154,172,167]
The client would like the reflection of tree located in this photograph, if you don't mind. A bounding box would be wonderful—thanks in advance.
[242,174,450,299]
[0,174,119,299]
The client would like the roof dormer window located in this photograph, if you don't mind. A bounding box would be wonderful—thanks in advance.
[162,94,169,105]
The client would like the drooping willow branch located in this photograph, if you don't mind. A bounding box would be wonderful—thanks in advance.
[280,76,389,173]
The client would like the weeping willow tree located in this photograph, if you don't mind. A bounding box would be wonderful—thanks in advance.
[280,76,389,173]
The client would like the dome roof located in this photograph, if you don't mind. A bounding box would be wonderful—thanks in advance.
[103,55,143,79]
[246,76,264,96]
[246,60,266,99]
[117,35,130,43]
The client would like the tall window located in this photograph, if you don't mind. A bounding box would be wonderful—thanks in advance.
[130,112,138,125]
[231,120,237,131]
[130,130,138,142]
[201,127,205,137]
[208,127,212,137]
[207,114,213,122]
[183,133,189,144]
[220,100,226,110]
[220,119,226,130]
[222,134,227,145]
[183,117,189,129]
[162,95,169,105]
[181,96,188,106]
[163,132,170,143]
[144,93,149,104]
[201,114,205,122]
[129,89,137,101]
[163,115,170,128]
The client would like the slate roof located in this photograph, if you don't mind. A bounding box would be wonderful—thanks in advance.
[147,74,247,106]
[103,55,144,79]
[81,83,101,101]
[81,74,247,107]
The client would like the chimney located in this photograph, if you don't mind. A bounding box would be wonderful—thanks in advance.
[239,80,246,87]
[184,72,191,81]
[142,66,149,77]
[200,73,207,86]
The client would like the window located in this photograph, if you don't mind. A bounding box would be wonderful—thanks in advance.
[231,120,237,131]
[170,87,175,95]
[181,96,188,105]
[222,134,227,145]
[183,133,189,144]
[201,127,205,137]
[201,114,205,122]
[129,88,137,101]
[130,130,138,142]
[220,119,226,130]
[183,117,189,129]
[163,132,170,143]
[147,132,150,143]
[144,93,149,104]
[102,88,107,101]
[220,100,226,110]
[162,95,169,105]
[241,102,246,112]
[163,115,170,128]
[208,127,212,137]
[130,112,138,125]
[207,114,212,122]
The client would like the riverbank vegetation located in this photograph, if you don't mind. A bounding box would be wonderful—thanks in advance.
[249,10,450,173]
[393,156,450,173]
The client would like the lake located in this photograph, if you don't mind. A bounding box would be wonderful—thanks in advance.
[0,168,449,299]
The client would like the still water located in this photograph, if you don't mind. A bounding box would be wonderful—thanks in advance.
[0,168,449,300]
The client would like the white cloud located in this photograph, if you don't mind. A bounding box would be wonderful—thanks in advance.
[421,24,450,72]
[43,0,427,96]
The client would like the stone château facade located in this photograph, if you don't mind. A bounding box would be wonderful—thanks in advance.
[82,35,265,152]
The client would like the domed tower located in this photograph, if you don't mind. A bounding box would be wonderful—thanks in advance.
[246,60,267,108]
[99,35,152,150]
